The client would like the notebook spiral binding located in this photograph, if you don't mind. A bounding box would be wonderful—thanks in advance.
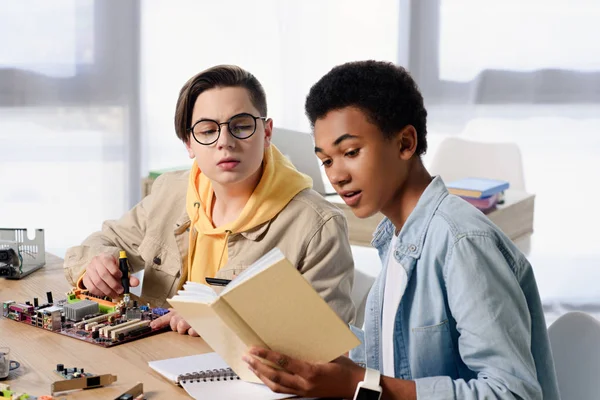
[177,368,240,385]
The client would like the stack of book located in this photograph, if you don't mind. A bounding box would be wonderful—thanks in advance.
[446,177,510,214]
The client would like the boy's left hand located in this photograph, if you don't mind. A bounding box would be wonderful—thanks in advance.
[150,308,199,336]
[242,347,364,399]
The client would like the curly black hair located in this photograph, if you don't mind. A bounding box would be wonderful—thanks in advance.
[305,60,428,156]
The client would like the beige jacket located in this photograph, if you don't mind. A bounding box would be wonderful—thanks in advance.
[64,171,356,323]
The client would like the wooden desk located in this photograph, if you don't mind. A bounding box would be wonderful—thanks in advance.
[326,190,535,249]
[0,254,211,399]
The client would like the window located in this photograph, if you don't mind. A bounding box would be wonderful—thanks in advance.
[0,1,140,256]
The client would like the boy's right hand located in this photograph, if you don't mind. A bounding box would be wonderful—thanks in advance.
[82,253,139,299]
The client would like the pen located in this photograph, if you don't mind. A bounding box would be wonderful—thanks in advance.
[205,277,231,287]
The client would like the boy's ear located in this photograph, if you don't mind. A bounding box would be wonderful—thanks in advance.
[185,140,195,159]
[396,125,418,160]
[263,118,273,148]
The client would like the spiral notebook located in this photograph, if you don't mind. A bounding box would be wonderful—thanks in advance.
[149,353,292,400]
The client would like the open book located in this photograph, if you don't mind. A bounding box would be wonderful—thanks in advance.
[167,247,360,384]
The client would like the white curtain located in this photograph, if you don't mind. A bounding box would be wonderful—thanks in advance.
[409,0,600,105]
[0,0,140,256]
[139,0,400,172]
[410,0,600,305]
[3,0,598,307]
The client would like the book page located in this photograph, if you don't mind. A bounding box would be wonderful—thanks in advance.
[183,281,218,295]
[170,282,218,303]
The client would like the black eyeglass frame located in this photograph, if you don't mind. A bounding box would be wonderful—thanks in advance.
[187,112,268,146]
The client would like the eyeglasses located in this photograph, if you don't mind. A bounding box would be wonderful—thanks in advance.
[188,113,267,145]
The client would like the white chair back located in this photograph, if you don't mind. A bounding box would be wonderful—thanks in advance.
[429,137,526,190]
[547,311,600,400]
[351,268,376,328]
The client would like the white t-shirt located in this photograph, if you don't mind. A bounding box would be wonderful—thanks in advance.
[381,234,409,377]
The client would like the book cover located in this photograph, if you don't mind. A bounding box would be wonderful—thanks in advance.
[446,177,510,199]
[461,192,501,213]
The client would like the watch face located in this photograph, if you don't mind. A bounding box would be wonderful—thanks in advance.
[356,387,381,400]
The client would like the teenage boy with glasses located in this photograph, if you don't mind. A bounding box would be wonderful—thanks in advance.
[63,65,356,335]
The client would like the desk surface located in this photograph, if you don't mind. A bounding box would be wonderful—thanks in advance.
[0,254,211,399]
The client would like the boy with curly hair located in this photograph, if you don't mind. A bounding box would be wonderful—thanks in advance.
[243,61,559,400]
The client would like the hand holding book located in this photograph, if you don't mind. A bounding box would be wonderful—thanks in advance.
[167,247,360,384]
[243,347,366,399]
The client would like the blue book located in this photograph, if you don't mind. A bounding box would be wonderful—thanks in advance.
[446,177,510,199]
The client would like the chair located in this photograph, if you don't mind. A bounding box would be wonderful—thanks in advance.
[350,246,379,328]
[547,311,600,399]
[428,137,526,190]
[350,268,376,328]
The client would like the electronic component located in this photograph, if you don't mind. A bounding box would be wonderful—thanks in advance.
[51,364,117,395]
[41,306,62,331]
[114,382,144,400]
[52,365,117,395]
[109,320,150,340]
[67,288,118,313]
[0,249,19,278]
[63,300,99,322]
[0,228,45,279]
[75,311,119,329]
[126,308,142,320]
[2,301,14,318]
[3,289,167,348]
[54,364,94,380]
[152,308,169,317]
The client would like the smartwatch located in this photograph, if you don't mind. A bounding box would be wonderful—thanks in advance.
[353,367,382,400]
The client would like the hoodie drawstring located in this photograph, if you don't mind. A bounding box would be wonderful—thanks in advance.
[216,230,232,274]
[186,201,201,282]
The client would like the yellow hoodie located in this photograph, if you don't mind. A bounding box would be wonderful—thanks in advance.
[185,144,312,284]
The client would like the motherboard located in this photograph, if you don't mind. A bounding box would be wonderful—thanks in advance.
[2,289,170,347]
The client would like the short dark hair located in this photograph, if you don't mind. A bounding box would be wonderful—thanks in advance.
[305,60,428,155]
[174,65,267,142]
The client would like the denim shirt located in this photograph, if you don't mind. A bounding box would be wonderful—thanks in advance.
[350,177,560,399]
